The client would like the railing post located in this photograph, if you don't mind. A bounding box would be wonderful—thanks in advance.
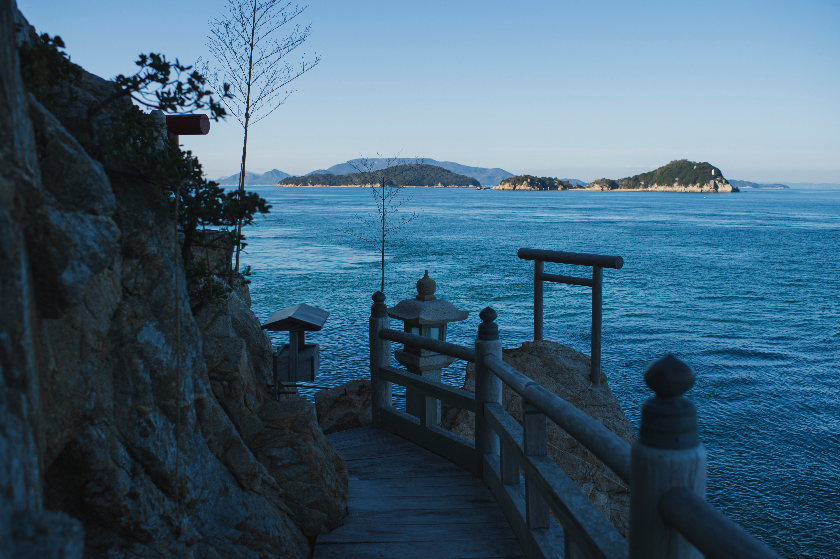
[523,401,550,529]
[474,307,502,479]
[630,354,706,559]
[590,265,602,386]
[369,291,391,428]
[499,441,519,485]
[534,260,544,341]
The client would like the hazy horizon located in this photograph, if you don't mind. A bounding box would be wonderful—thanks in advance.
[212,162,840,188]
[18,0,840,184]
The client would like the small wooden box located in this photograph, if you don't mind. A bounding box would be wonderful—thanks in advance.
[273,343,320,382]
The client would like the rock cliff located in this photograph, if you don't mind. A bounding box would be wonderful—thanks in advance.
[0,6,347,558]
[586,179,738,193]
[314,379,372,435]
[585,160,739,192]
[493,175,579,191]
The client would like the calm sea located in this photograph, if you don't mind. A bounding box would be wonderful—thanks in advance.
[242,187,839,558]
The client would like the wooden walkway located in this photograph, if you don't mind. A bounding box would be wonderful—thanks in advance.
[314,426,526,559]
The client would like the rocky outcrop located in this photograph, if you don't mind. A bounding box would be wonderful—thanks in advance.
[586,178,620,191]
[585,160,739,192]
[1,6,347,558]
[314,379,372,434]
[586,178,737,192]
[196,288,348,538]
[493,175,578,191]
[441,341,634,537]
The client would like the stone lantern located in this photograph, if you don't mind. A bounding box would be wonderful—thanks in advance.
[388,270,469,425]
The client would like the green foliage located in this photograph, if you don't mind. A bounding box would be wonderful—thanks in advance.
[102,53,230,120]
[279,164,480,187]
[618,160,725,189]
[500,175,579,190]
[18,32,270,311]
[588,179,620,190]
[18,33,81,110]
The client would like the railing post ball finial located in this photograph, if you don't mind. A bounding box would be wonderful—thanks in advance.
[639,354,698,450]
[416,270,437,301]
[630,353,706,559]
[371,291,387,318]
[644,353,695,398]
[478,307,499,341]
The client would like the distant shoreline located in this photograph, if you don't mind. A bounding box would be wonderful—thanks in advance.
[274,184,476,188]
[233,184,838,191]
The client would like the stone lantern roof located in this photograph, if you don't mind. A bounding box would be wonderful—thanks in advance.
[387,270,469,325]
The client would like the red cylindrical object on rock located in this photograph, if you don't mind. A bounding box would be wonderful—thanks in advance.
[165,114,210,136]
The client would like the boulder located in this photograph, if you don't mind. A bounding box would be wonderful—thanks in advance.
[314,379,372,434]
[441,341,634,537]
[585,178,620,190]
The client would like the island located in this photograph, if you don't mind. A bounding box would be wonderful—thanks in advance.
[277,164,481,188]
[492,175,585,191]
[585,160,738,192]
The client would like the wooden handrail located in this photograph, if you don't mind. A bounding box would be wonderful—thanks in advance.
[369,293,784,559]
[659,488,785,559]
[379,328,475,363]
[379,366,476,412]
[486,402,629,559]
[483,353,632,484]
[378,405,476,474]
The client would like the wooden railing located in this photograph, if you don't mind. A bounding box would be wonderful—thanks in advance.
[517,248,624,386]
[367,291,785,559]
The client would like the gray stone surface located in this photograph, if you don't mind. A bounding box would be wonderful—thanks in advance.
[387,271,469,325]
[196,287,349,537]
[1,7,347,558]
[441,341,635,537]
[314,380,372,434]
[1,2,86,557]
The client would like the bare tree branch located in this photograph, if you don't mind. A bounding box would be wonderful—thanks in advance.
[339,153,425,293]
[200,0,320,272]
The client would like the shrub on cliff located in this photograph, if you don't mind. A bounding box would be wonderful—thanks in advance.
[17,28,270,312]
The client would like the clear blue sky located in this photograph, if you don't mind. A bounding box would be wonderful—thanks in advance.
[17,0,840,183]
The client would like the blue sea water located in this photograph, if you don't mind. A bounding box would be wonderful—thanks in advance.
[241,187,839,558]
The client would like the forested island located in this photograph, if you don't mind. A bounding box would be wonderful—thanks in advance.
[492,175,585,191]
[277,164,480,187]
[585,160,738,192]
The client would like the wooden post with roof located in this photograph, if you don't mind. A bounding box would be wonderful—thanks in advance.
[261,303,329,399]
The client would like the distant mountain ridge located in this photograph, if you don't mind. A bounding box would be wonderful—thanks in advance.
[215,169,290,186]
[729,180,789,189]
[303,158,514,186]
[559,178,587,187]
[279,164,481,187]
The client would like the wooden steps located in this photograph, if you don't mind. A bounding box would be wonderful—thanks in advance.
[314,426,525,559]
